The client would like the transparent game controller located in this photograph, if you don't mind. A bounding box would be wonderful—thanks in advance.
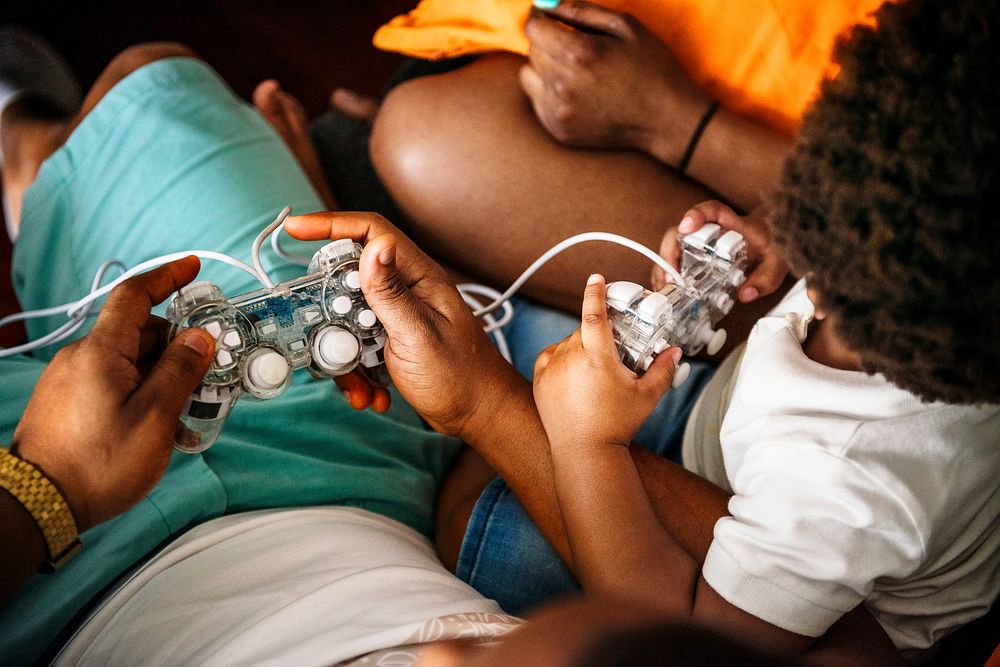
[167,239,389,453]
[606,224,749,384]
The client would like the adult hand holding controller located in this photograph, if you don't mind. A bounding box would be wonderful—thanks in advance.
[284,212,525,440]
[11,258,215,535]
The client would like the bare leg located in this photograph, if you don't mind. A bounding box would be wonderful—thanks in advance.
[0,101,69,234]
[2,43,197,238]
[371,54,713,313]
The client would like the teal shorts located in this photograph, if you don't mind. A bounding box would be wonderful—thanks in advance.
[0,58,461,664]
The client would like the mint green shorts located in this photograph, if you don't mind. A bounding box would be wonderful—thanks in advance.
[0,58,461,664]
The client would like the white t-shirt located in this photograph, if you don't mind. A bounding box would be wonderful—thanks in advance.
[55,507,522,666]
[683,280,1000,656]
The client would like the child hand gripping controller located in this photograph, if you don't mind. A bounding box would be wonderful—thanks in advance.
[166,239,390,453]
[604,200,787,384]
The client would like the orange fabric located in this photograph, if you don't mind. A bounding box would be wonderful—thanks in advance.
[987,641,1000,667]
[374,0,882,135]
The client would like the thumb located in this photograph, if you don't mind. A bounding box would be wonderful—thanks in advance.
[134,328,216,427]
[359,233,426,334]
[580,273,615,352]
[640,346,681,396]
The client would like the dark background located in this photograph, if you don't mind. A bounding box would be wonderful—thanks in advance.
[0,0,414,345]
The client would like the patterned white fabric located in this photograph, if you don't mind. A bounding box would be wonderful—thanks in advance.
[55,507,522,666]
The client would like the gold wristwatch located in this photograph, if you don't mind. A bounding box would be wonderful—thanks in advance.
[0,448,81,571]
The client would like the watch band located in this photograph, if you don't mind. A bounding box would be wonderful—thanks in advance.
[0,448,81,571]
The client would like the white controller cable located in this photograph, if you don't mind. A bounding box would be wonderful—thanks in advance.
[469,232,685,319]
[252,206,294,286]
[268,222,683,335]
[0,260,123,358]
[457,284,513,362]
[0,251,267,358]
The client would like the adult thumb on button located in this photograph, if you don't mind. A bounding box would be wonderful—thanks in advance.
[137,328,216,426]
[359,233,422,332]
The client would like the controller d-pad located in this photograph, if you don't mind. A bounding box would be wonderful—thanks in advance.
[204,320,223,339]
[215,349,235,368]
[222,330,242,347]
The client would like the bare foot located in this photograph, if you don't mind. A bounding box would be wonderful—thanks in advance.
[252,79,336,209]
[330,88,379,123]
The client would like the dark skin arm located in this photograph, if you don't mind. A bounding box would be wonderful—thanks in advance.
[286,212,900,663]
[521,1,791,211]
[1,259,215,611]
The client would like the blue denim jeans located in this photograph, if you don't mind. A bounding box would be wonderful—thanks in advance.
[456,297,715,615]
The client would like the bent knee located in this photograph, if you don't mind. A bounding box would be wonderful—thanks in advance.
[107,42,198,80]
[370,55,529,213]
[370,77,445,206]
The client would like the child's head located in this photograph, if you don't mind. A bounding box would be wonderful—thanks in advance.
[771,0,999,405]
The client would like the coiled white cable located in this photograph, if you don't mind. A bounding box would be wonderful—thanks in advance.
[0,260,123,358]
[459,288,512,363]
[271,220,311,267]
[0,251,266,358]
[252,206,294,286]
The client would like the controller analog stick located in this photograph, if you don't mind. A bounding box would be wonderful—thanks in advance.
[313,326,360,373]
[246,349,291,395]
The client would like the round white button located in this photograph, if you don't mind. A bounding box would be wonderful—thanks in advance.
[357,309,377,328]
[247,350,290,389]
[315,327,360,368]
[672,362,692,388]
[707,329,728,355]
[344,270,361,290]
[332,295,353,315]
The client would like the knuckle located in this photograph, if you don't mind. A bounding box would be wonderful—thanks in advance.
[582,312,605,327]
[160,350,201,381]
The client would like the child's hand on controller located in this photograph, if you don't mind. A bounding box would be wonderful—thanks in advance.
[533,274,681,450]
[652,201,789,303]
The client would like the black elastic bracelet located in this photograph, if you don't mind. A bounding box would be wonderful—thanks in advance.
[677,99,719,177]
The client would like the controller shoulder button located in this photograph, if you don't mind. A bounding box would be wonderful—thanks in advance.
[605,281,644,309]
[637,292,670,321]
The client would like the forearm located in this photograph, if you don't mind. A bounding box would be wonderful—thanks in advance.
[460,371,731,571]
[551,441,698,607]
[645,102,792,212]
[459,371,574,565]
[0,487,46,610]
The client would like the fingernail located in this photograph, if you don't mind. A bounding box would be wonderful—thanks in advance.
[379,245,395,266]
[740,286,759,302]
[587,273,602,285]
[182,331,211,357]
[679,216,695,233]
[670,347,683,364]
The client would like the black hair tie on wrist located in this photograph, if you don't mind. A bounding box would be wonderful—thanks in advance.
[677,99,719,177]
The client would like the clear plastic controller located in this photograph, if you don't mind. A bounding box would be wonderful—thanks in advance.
[166,239,389,453]
[606,223,749,378]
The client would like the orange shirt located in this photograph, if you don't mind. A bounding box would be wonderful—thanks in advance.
[374,0,883,135]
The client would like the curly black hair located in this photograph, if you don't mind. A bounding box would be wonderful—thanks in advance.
[771,0,1000,405]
